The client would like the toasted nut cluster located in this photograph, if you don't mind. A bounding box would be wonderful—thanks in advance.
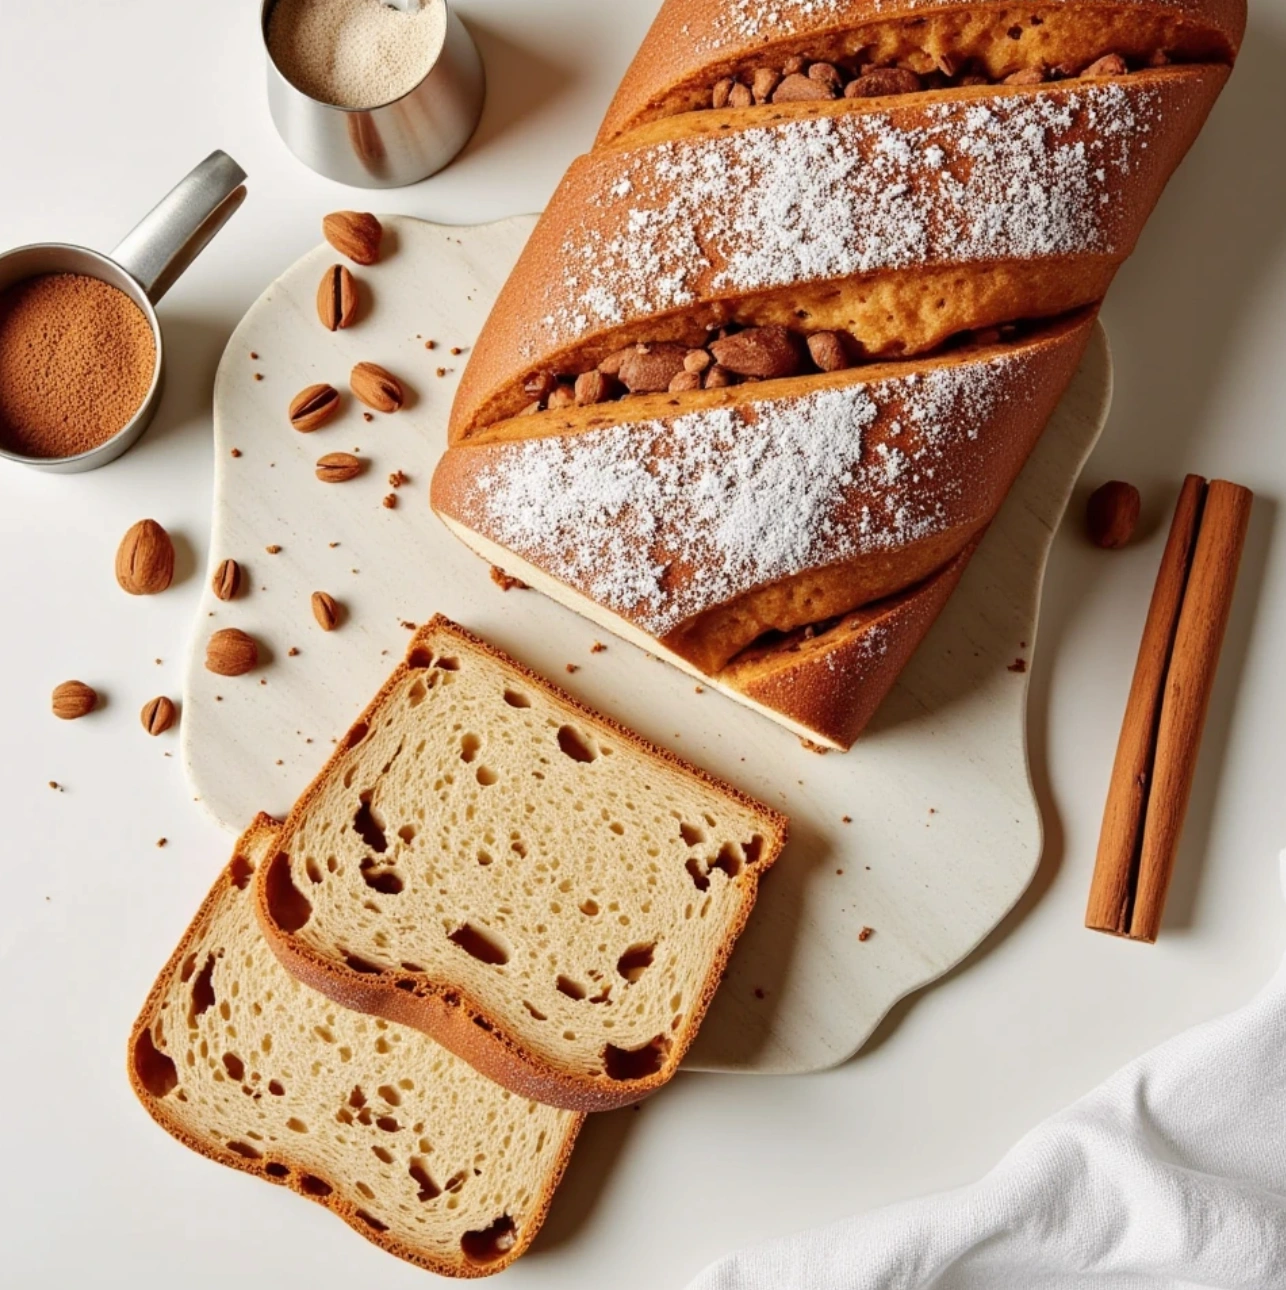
[708,48,1139,110]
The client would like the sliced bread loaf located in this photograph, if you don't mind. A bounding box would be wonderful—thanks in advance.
[129,816,582,1278]
[255,616,788,1111]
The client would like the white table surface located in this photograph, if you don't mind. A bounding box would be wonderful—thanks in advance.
[1,3,1283,1286]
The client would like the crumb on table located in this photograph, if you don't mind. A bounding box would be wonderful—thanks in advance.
[859,927,874,943]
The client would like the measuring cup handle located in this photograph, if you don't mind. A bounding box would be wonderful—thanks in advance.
[111,151,247,304]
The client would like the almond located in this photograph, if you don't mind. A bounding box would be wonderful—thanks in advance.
[782,55,807,76]
[845,68,923,97]
[728,82,754,108]
[684,349,713,374]
[322,211,382,265]
[597,347,637,377]
[206,628,259,677]
[115,519,175,596]
[1002,66,1047,85]
[1082,52,1128,77]
[619,342,690,393]
[311,591,341,632]
[523,370,558,401]
[316,452,364,483]
[317,264,358,331]
[140,696,177,736]
[1086,481,1141,549]
[669,370,703,393]
[212,558,242,602]
[289,384,340,432]
[751,68,781,102]
[710,326,803,379]
[351,362,403,413]
[711,78,734,109]
[705,364,734,389]
[772,73,833,102]
[52,681,97,720]
[807,62,844,92]
[807,331,851,372]
[547,382,576,410]
[574,371,614,405]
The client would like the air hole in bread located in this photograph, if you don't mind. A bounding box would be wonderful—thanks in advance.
[133,1027,178,1098]
[609,821,624,836]
[398,824,417,845]
[603,1035,671,1081]
[188,954,217,1025]
[360,858,404,895]
[268,1079,285,1096]
[557,725,598,764]
[579,899,599,916]
[679,821,705,846]
[355,1209,389,1233]
[353,792,389,852]
[395,978,418,993]
[287,1117,308,1133]
[305,856,323,884]
[523,1001,547,1021]
[371,1145,394,1164]
[264,852,313,932]
[407,646,434,670]
[409,1158,442,1201]
[343,951,384,975]
[476,765,498,786]
[503,688,531,708]
[343,721,370,752]
[712,843,743,879]
[460,733,481,763]
[685,857,710,892]
[300,1173,333,1197]
[617,943,656,982]
[435,655,460,672]
[264,1162,290,1179]
[475,849,493,866]
[461,1215,518,1266]
[228,852,254,890]
[222,1052,245,1081]
[407,678,428,706]
[556,975,587,1001]
[448,922,511,966]
[743,835,765,865]
[377,1115,400,1133]
[377,1084,401,1106]
[226,1140,262,1160]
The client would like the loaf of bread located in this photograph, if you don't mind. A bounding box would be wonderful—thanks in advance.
[128,816,582,1278]
[254,616,788,1112]
[432,0,1244,750]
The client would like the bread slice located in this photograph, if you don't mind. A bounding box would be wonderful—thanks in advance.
[255,616,788,1112]
[129,816,583,1279]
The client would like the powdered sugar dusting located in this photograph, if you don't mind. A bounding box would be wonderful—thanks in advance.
[464,351,1027,637]
[541,83,1150,347]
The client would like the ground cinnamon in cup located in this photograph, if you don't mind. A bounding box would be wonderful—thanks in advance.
[0,273,157,460]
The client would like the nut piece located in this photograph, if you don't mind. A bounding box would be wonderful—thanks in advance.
[808,62,844,92]
[317,264,358,331]
[289,384,341,433]
[751,68,782,102]
[728,82,754,108]
[772,73,833,102]
[705,364,734,389]
[845,67,923,98]
[547,382,576,410]
[52,681,97,720]
[316,452,364,483]
[115,519,175,596]
[684,349,713,374]
[597,347,636,377]
[669,370,703,393]
[1086,481,1142,549]
[1082,52,1128,77]
[212,558,242,602]
[619,342,690,393]
[574,370,614,406]
[350,362,404,413]
[140,696,177,736]
[523,370,558,401]
[206,628,259,677]
[1002,65,1047,85]
[710,326,804,379]
[711,77,734,109]
[311,591,341,631]
[807,331,851,372]
[322,211,382,265]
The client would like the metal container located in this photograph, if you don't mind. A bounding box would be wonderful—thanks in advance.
[0,151,247,474]
[262,0,485,188]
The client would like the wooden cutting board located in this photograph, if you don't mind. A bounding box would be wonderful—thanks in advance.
[181,215,1112,1075]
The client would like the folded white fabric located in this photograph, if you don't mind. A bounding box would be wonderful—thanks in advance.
[689,858,1286,1290]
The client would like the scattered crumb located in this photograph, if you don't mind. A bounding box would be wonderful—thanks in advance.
[48,781,62,792]
[753,988,766,1000]
[329,542,340,548]
[1008,658,1028,674]
[1020,641,1028,650]
[450,346,462,356]
[215,696,223,702]
[254,373,264,382]
[489,566,528,592]
[388,470,408,489]
[590,642,606,654]
[288,647,299,657]
[155,658,162,665]
[259,678,267,686]
[157,838,168,848]
[363,412,374,423]
[836,869,844,875]
[425,340,436,350]
[250,352,259,360]
[383,494,397,509]
[401,620,417,630]
[841,815,852,824]
[929,808,937,815]
[266,544,282,555]
[230,448,242,458]
[694,685,704,694]
[801,739,830,755]
[276,759,284,766]
[351,568,359,575]
[859,927,874,943]
[436,367,447,378]
[565,664,579,674]
[306,738,313,744]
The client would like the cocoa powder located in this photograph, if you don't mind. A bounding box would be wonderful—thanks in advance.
[0,273,156,459]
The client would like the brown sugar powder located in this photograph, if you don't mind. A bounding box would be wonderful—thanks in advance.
[0,273,156,459]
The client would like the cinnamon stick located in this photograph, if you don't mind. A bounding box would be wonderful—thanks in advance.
[1085,476,1253,941]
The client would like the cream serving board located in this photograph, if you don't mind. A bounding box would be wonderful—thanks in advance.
[182,215,1112,1075]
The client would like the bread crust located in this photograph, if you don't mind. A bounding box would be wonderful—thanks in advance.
[597,0,1246,142]
[254,616,789,1113]
[127,816,584,1278]
[450,67,1227,442]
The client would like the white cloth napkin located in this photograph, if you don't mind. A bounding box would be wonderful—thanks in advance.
[688,857,1286,1290]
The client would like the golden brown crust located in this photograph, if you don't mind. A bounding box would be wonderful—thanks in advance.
[127,816,583,1278]
[254,616,789,1113]
[597,0,1245,142]
[450,67,1228,442]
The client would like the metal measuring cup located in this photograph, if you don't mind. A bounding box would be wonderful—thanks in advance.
[0,150,247,474]
[261,0,485,188]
